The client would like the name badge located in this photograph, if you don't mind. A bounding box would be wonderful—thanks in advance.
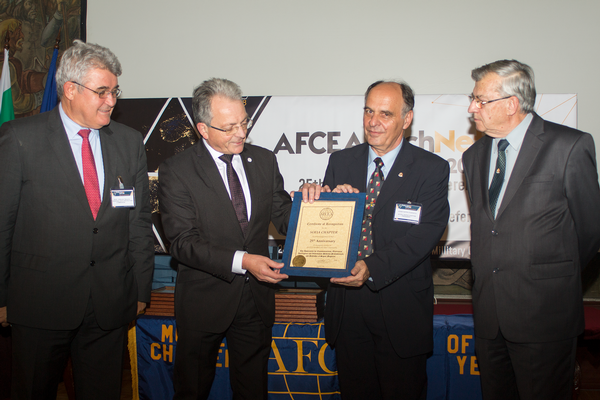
[394,202,422,225]
[111,188,136,208]
[110,176,136,208]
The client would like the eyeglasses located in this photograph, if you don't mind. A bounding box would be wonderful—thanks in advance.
[70,81,122,99]
[208,119,253,136]
[468,95,512,109]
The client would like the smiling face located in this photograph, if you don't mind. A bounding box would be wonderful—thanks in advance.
[467,73,514,138]
[197,95,248,155]
[62,68,118,129]
[363,83,413,156]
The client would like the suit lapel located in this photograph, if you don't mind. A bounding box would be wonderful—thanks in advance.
[195,141,245,236]
[46,109,93,217]
[241,147,259,232]
[474,135,494,221]
[348,144,370,191]
[496,114,544,219]
[98,125,116,219]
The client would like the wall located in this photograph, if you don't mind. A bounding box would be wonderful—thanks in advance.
[87,0,600,168]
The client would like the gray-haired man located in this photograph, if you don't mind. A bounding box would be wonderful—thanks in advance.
[0,40,154,399]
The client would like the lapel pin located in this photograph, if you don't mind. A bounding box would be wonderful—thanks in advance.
[398,172,403,178]
[247,157,253,163]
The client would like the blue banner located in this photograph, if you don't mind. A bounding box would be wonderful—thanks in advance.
[130,315,481,400]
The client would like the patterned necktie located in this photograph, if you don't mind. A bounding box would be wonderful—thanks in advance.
[488,139,509,218]
[358,158,384,260]
[78,129,101,220]
[219,154,249,236]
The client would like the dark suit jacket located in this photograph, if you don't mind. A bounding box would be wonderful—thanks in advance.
[463,113,600,342]
[157,141,292,332]
[323,141,450,358]
[0,108,154,331]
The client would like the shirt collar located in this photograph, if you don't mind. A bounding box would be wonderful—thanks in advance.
[59,103,99,139]
[203,138,241,163]
[368,138,403,168]
[494,113,533,152]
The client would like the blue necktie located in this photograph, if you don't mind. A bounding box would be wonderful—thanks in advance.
[488,139,509,218]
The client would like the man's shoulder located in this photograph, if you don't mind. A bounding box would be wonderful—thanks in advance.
[2,109,54,131]
[405,141,448,165]
[537,115,590,142]
[463,134,487,159]
[328,143,368,162]
[243,142,276,158]
[105,120,144,142]
[160,141,201,169]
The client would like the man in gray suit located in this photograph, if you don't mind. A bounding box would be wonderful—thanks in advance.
[463,59,600,400]
[0,40,154,399]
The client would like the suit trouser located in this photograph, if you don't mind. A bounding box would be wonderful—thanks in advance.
[475,329,577,400]
[173,279,271,400]
[10,298,127,400]
[334,285,427,400]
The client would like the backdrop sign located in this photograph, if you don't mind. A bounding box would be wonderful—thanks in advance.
[113,94,578,259]
[246,94,578,259]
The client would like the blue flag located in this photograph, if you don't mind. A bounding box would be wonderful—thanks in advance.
[40,48,59,112]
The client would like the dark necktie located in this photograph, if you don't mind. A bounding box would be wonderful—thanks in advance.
[78,129,101,220]
[488,139,509,218]
[219,154,249,236]
[358,157,384,260]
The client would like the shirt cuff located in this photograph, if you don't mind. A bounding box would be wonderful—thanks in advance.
[232,250,247,274]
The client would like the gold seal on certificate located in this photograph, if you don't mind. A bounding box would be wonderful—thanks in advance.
[292,255,306,267]
[282,192,365,278]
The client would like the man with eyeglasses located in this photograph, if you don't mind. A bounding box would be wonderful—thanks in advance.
[462,59,600,400]
[0,40,154,399]
[158,78,297,399]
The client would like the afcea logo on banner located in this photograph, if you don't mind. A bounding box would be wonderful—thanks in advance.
[273,131,362,155]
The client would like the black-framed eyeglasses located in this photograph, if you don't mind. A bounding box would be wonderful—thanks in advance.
[468,95,512,109]
[208,119,253,136]
[70,81,122,99]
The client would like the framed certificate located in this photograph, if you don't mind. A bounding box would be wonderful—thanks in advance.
[281,192,365,277]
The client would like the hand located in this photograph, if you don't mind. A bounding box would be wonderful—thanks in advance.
[330,260,370,287]
[137,302,147,315]
[290,183,331,203]
[242,253,289,283]
[332,184,360,194]
[0,306,8,327]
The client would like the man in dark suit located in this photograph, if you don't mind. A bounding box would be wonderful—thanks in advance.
[158,78,294,399]
[305,81,450,399]
[462,59,600,400]
[0,40,154,399]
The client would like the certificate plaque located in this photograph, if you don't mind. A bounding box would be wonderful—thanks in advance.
[281,192,365,277]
